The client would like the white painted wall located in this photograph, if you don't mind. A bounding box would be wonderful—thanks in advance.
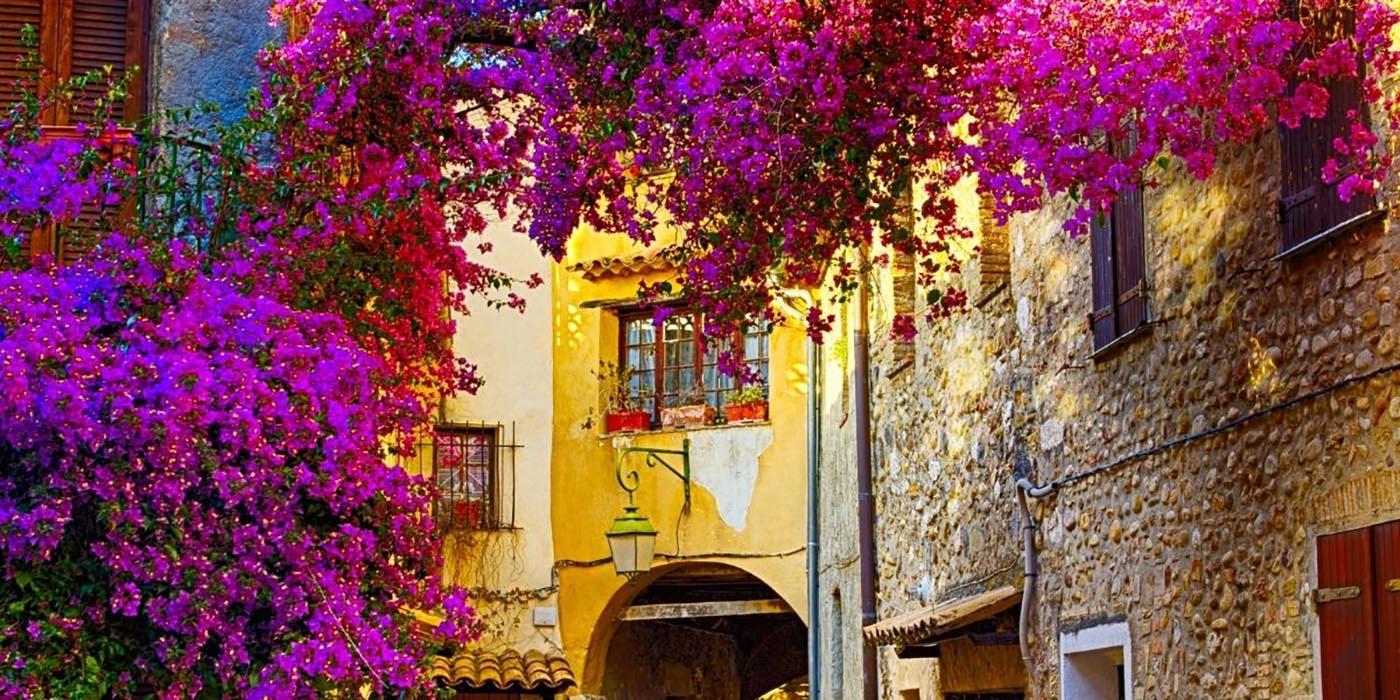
[442,209,558,651]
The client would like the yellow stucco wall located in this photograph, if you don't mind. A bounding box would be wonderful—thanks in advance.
[550,223,811,694]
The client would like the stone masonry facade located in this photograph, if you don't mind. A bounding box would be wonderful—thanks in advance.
[829,117,1400,698]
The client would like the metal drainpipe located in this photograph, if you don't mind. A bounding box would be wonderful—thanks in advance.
[855,265,877,700]
[1014,477,1055,676]
[807,337,823,699]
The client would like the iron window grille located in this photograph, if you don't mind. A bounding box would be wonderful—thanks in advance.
[619,309,769,423]
[399,422,520,532]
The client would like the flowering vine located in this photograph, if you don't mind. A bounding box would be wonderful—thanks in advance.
[0,0,538,694]
[502,0,1400,339]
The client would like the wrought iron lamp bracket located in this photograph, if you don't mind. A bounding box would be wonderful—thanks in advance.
[615,439,691,509]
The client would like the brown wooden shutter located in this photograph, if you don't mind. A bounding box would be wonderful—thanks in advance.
[1279,3,1376,252]
[66,0,148,123]
[1089,207,1116,350]
[1090,132,1148,352]
[1317,527,1378,700]
[0,0,42,109]
[1375,521,1400,700]
[978,193,1011,289]
[1110,132,1147,338]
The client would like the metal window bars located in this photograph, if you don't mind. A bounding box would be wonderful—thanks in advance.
[395,421,521,533]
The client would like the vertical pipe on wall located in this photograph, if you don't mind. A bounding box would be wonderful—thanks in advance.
[1015,477,1055,679]
[807,336,822,698]
[854,261,877,700]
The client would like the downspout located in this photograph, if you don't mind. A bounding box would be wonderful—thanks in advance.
[855,262,877,700]
[1014,477,1055,674]
[807,336,822,699]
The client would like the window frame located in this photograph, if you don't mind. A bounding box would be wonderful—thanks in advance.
[617,307,770,425]
[1059,620,1133,700]
[431,423,502,531]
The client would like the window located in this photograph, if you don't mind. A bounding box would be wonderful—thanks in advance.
[2,0,151,264]
[0,0,150,124]
[1089,132,1148,353]
[1060,620,1132,700]
[620,308,769,422]
[432,425,504,531]
[1315,519,1399,699]
[889,180,916,371]
[1278,2,1379,254]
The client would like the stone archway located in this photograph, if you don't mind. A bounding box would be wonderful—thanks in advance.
[591,563,808,700]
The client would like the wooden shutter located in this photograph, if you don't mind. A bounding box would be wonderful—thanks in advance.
[1089,207,1117,350]
[1279,3,1376,252]
[66,0,148,123]
[978,194,1011,289]
[1,0,150,125]
[1317,527,1378,700]
[0,0,42,109]
[1090,132,1148,352]
[1110,132,1147,339]
[1375,521,1400,700]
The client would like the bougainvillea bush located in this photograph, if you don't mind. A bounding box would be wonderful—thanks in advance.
[0,1,523,695]
[500,0,1400,340]
[4,0,1400,695]
[0,248,475,697]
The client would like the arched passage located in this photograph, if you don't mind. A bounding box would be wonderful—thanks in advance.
[587,562,808,700]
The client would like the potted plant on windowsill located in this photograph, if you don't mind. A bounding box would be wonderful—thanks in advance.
[661,385,715,429]
[596,361,651,433]
[724,385,769,424]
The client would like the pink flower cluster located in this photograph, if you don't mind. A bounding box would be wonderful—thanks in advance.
[501,0,1398,339]
[0,244,475,696]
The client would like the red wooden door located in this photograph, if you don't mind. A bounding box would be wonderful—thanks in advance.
[1374,521,1400,700]
[1318,527,1378,700]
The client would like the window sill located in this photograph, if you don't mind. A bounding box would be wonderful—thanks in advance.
[1089,322,1153,363]
[601,420,772,440]
[1273,208,1387,261]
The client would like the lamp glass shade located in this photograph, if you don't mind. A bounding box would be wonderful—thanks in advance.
[606,505,658,578]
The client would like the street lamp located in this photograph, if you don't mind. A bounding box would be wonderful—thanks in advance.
[606,440,690,579]
[605,504,658,580]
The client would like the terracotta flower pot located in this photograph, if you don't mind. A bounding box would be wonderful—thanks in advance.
[661,403,715,428]
[606,410,652,433]
[724,401,768,424]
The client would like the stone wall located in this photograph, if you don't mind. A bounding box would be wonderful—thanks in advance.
[148,0,277,119]
[817,298,871,699]
[847,124,1400,699]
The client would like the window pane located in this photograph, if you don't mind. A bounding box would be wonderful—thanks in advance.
[623,318,657,414]
[663,315,697,404]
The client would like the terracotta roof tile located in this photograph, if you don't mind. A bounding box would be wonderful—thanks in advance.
[567,245,680,280]
[863,586,1021,646]
[426,648,575,691]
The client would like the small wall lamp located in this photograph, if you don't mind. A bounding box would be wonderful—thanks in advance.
[605,439,690,579]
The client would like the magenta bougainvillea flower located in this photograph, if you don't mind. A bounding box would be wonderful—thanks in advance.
[3,0,1398,695]
[499,0,1398,341]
